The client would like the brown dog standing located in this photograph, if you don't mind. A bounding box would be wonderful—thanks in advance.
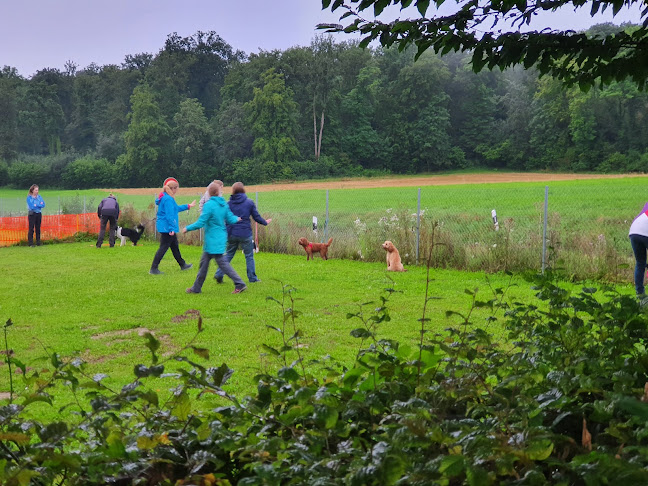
[382,240,406,271]
[298,237,333,260]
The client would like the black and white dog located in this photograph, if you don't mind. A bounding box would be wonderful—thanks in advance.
[116,224,145,246]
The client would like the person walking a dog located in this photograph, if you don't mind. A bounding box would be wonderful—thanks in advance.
[182,181,247,294]
[214,182,271,284]
[96,193,120,248]
[26,184,45,247]
[149,177,196,275]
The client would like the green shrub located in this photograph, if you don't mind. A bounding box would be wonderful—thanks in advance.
[7,161,50,189]
[61,156,117,189]
[3,273,648,484]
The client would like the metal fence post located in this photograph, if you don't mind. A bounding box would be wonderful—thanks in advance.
[325,190,329,242]
[83,195,86,214]
[416,188,421,266]
[542,185,548,274]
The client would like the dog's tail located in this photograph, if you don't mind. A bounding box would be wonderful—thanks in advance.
[326,237,333,246]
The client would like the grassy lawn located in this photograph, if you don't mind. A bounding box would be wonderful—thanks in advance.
[3,240,619,415]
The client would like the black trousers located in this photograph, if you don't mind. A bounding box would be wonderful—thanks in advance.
[97,215,117,247]
[27,212,42,246]
[151,232,186,269]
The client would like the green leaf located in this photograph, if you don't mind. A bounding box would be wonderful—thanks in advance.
[134,364,149,378]
[22,393,52,407]
[106,431,127,458]
[137,434,160,450]
[140,390,159,406]
[149,364,164,377]
[191,346,210,360]
[417,0,430,16]
[467,465,490,486]
[172,392,192,421]
[342,367,365,387]
[351,328,373,338]
[196,421,211,441]
[143,332,160,364]
[278,366,301,382]
[261,344,281,356]
[382,454,405,485]
[374,0,390,16]
[315,405,339,429]
[526,439,554,460]
[16,470,40,486]
[209,363,233,387]
[439,454,465,476]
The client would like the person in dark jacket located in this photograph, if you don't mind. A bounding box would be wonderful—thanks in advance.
[96,193,120,248]
[214,182,272,283]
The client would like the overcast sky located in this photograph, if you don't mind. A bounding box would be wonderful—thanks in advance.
[1,0,644,78]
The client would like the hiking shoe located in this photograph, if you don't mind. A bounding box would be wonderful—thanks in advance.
[249,279,261,283]
[180,263,193,271]
[640,295,648,308]
[149,268,164,275]
[232,286,247,294]
[214,276,223,284]
[186,287,200,294]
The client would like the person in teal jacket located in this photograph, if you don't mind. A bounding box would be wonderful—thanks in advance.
[149,177,196,275]
[182,181,247,294]
[26,184,45,246]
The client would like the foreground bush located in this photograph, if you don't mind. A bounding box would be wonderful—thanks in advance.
[2,273,648,485]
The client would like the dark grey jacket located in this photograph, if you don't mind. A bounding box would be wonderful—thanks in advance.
[98,196,120,219]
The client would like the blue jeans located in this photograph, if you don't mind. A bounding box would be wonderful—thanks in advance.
[630,234,648,295]
[190,252,246,293]
[215,236,259,282]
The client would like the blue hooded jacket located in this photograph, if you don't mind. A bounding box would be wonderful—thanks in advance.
[227,193,268,238]
[186,196,239,254]
[155,192,189,233]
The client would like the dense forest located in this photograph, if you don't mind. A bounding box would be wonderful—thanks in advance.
[0,24,646,189]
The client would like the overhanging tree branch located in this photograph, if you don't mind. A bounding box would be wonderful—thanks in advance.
[319,0,648,89]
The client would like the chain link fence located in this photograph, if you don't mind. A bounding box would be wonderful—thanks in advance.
[0,182,637,281]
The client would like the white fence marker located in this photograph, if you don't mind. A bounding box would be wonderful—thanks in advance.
[492,209,499,231]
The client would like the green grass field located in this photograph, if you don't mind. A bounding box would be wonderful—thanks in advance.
[3,240,618,413]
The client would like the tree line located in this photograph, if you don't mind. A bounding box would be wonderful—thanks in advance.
[0,25,646,189]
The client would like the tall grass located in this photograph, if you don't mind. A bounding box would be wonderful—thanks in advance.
[1,175,643,279]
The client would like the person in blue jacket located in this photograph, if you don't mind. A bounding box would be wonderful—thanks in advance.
[149,177,196,275]
[182,181,247,294]
[214,182,272,284]
[26,184,45,246]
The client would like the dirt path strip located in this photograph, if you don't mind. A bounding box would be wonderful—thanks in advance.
[107,172,648,196]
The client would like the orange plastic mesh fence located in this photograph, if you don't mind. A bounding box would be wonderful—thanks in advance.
[0,213,99,247]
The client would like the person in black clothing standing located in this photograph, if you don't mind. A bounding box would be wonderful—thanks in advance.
[96,193,120,248]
